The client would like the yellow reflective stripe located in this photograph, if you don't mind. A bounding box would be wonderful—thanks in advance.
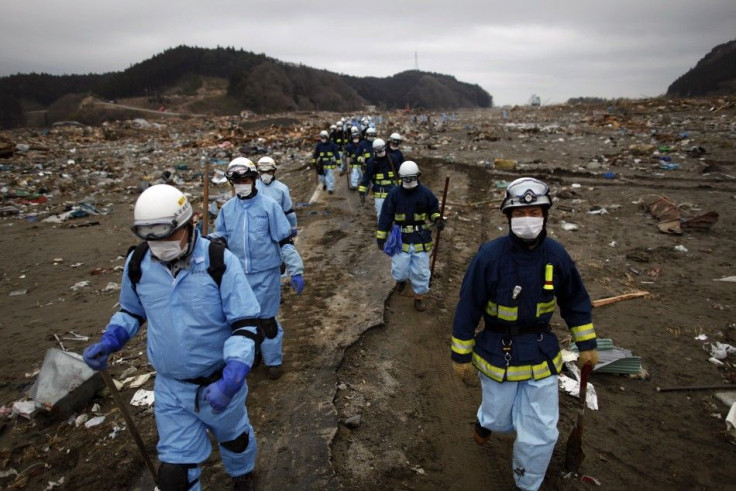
[375,192,388,198]
[376,173,385,179]
[395,213,406,221]
[536,299,556,317]
[451,336,475,355]
[358,185,367,192]
[401,242,432,252]
[414,213,427,221]
[376,230,387,239]
[506,364,533,381]
[430,212,441,221]
[485,300,498,317]
[497,305,518,321]
[571,323,596,342]
[473,354,505,382]
[377,180,393,185]
[324,165,336,169]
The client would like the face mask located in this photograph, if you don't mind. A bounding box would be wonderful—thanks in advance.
[148,239,185,262]
[376,150,386,157]
[511,216,544,240]
[402,180,418,189]
[234,183,253,198]
[260,174,274,185]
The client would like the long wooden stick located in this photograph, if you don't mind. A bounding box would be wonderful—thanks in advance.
[430,176,450,280]
[202,160,210,236]
[656,384,736,392]
[100,369,158,482]
[591,291,649,308]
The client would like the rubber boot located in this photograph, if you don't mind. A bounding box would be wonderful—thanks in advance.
[266,365,283,380]
[233,472,254,491]
[473,420,491,444]
[414,295,427,312]
[394,281,407,293]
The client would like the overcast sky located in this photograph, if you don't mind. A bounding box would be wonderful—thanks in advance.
[1,1,734,106]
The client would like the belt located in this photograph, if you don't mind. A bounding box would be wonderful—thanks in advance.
[486,325,551,336]
[401,224,426,233]
[183,367,224,412]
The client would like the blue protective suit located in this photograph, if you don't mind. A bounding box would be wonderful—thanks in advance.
[451,230,596,491]
[256,178,297,232]
[377,183,440,295]
[359,154,398,219]
[211,191,304,368]
[345,139,363,189]
[108,230,260,482]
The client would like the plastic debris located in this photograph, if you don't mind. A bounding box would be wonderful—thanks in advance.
[726,403,736,442]
[12,400,41,419]
[674,245,688,253]
[714,276,736,282]
[569,339,644,376]
[84,415,106,428]
[559,363,599,411]
[130,389,155,407]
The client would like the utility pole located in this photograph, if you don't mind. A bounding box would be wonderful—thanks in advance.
[414,52,419,70]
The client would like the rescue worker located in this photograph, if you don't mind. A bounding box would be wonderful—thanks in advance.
[345,126,362,191]
[388,132,405,165]
[451,177,599,491]
[376,161,444,311]
[256,156,298,237]
[330,120,346,175]
[312,130,340,194]
[211,158,305,380]
[356,127,377,174]
[83,184,260,490]
[358,138,398,220]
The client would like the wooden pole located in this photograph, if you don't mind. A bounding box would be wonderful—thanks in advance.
[430,176,450,280]
[591,291,649,308]
[202,160,210,236]
[100,369,158,482]
[656,384,736,392]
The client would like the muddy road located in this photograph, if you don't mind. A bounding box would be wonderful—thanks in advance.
[1,102,736,490]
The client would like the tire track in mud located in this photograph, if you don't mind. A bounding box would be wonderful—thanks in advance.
[331,160,515,489]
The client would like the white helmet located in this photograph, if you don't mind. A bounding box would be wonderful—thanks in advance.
[350,126,359,136]
[330,124,336,131]
[398,161,420,178]
[335,121,342,128]
[390,132,402,144]
[372,138,386,153]
[319,130,329,139]
[226,157,258,181]
[257,156,277,172]
[131,184,193,240]
[366,127,377,140]
[500,177,552,214]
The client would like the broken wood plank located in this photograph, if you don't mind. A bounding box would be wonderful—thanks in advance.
[592,291,650,308]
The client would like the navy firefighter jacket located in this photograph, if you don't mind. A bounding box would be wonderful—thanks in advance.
[376,183,440,252]
[358,154,398,198]
[451,231,597,383]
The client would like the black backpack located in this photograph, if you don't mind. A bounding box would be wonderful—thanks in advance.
[127,240,227,291]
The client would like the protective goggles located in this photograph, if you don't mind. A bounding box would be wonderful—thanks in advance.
[225,169,256,181]
[401,175,419,183]
[131,220,178,240]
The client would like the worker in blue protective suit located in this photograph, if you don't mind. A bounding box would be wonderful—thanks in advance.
[312,130,340,194]
[345,126,363,191]
[358,138,399,220]
[451,177,600,491]
[83,184,260,490]
[376,161,444,312]
[210,157,305,381]
[256,156,298,237]
[387,132,406,165]
[330,119,347,175]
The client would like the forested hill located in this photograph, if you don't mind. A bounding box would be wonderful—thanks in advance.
[0,45,492,127]
[667,39,736,97]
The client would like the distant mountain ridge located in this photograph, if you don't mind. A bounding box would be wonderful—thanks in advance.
[667,39,736,97]
[0,45,492,128]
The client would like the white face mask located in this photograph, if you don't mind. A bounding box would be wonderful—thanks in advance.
[148,239,185,262]
[402,181,418,189]
[511,216,544,240]
[234,183,253,198]
[260,174,274,185]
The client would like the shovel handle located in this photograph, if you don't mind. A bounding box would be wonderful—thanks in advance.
[100,369,158,482]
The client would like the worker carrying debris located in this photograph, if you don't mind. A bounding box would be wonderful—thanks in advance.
[451,177,599,491]
[376,161,444,311]
[83,184,261,490]
[359,138,398,220]
[312,130,340,194]
[345,126,363,191]
[210,157,305,381]
[256,156,298,237]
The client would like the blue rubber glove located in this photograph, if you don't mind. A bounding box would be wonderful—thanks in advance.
[291,274,304,295]
[83,324,130,371]
[291,227,298,238]
[202,360,249,414]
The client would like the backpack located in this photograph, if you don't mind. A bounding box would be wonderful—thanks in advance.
[127,240,227,291]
